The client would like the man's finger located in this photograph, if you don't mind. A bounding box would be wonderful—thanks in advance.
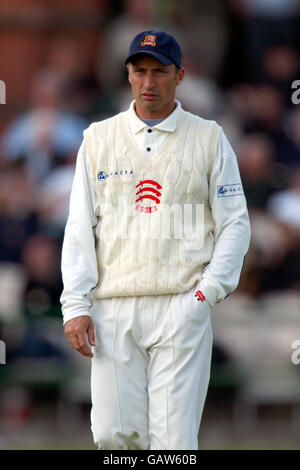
[64,316,95,357]
[66,331,81,353]
[87,322,95,347]
[77,332,93,357]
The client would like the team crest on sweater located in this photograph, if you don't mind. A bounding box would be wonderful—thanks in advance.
[135,179,162,214]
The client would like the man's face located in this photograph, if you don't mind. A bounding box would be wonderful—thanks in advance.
[127,54,185,118]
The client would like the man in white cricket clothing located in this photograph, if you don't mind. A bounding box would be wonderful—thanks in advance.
[60,30,251,450]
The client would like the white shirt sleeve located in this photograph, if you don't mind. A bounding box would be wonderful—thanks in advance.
[198,129,251,307]
[60,139,99,325]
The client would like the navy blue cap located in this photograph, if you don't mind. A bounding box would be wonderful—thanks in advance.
[125,30,182,69]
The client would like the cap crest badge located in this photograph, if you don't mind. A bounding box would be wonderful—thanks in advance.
[141,34,156,47]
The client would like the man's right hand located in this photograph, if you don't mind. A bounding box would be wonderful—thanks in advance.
[64,315,95,358]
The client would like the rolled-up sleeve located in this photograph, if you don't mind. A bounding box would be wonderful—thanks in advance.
[199,129,251,307]
[60,139,99,325]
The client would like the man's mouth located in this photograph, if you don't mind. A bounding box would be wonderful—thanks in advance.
[142,93,158,101]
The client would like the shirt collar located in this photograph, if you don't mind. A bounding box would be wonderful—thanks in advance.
[128,99,182,135]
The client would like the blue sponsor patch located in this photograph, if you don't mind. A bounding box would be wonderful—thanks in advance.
[97,171,108,181]
[217,183,243,197]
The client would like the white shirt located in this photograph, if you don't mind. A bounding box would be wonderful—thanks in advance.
[60,100,251,325]
[128,99,182,159]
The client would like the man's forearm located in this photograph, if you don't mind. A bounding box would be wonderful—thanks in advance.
[200,129,251,306]
[60,140,99,325]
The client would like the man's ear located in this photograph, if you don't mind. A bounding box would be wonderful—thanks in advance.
[127,64,131,84]
[176,67,185,86]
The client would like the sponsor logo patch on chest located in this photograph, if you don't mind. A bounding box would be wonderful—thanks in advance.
[97,169,134,181]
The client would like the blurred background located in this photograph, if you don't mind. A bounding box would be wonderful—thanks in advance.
[0,0,300,450]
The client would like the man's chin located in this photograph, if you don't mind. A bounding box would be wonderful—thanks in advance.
[139,100,160,112]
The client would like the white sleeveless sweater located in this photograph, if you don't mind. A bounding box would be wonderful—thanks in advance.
[83,108,221,298]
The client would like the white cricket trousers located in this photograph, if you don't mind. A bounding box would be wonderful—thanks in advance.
[90,284,213,450]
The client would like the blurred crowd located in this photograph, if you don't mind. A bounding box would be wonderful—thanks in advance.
[0,0,300,402]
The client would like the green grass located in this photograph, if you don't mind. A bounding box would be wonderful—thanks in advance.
[2,439,300,450]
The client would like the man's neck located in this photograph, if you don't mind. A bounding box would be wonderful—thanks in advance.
[140,117,164,127]
[134,101,176,120]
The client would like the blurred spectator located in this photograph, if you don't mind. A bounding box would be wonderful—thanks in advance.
[229,0,300,82]
[267,165,300,231]
[228,82,300,168]
[240,209,297,295]
[0,263,26,324]
[0,68,87,183]
[227,84,283,132]
[176,51,224,120]
[46,38,104,122]
[243,164,300,295]
[260,45,300,108]
[35,162,75,238]
[238,133,288,209]
[242,85,284,134]
[170,0,230,80]
[97,0,159,92]
[279,107,300,167]
[0,160,38,263]
[21,234,63,318]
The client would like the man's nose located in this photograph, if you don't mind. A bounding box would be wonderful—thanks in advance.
[144,73,156,89]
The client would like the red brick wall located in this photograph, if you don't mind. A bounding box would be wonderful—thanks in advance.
[0,0,108,132]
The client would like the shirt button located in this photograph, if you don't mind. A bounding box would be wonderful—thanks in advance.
[146,147,151,152]
[148,129,152,133]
